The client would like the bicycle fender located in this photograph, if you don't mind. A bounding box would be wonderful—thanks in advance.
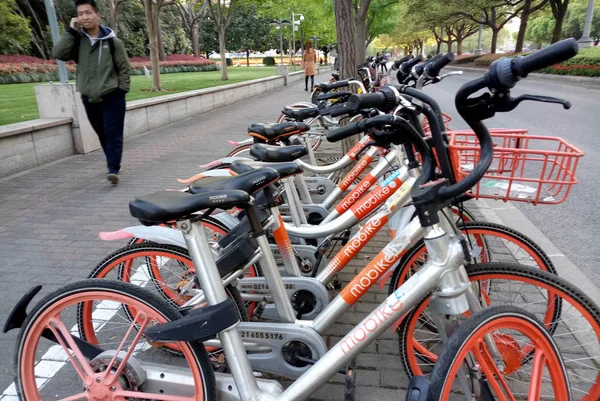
[144,298,239,343]
[99,225,187,248]
[198,156,252,169]
[3,285,42,333]
[227,138,253,147]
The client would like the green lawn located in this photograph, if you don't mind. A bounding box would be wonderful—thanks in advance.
[0,67,281,126]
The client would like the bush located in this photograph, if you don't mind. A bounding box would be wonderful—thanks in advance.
[474,52,530,67]
[263,56,276,66]
[226,58,233,66]
[451,55,480,65]
[0,55,218,84]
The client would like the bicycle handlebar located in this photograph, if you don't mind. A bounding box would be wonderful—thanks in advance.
[393,55,412,69]
[487,38,578,89]
[439,39,578,200]
[425,52,454,78]
[400,54,423,74]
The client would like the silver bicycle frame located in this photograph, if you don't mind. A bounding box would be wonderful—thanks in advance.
[177,208,473,401]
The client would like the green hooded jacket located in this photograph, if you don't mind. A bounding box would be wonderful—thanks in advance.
[53,25,131,103]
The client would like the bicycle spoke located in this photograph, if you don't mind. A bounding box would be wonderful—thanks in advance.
[47,317,95,384]
[527,350,546,401]
[57,392,89,401]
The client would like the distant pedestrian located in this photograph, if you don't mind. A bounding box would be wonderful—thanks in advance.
[53,0,130,185]
[303,41,317,92]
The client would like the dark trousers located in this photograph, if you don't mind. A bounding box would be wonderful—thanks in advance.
[82,90,126,174]
[305,75,314,89]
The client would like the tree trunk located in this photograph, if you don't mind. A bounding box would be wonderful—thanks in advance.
[334,0,359,153]
[355,20,368,63]
[107,0,119,35]
[447,40,453,53]
[158,20,167,61]
[144,0,162,91]
[246,49,250,67]
[436,40,441,54]
[218,26,228,80]
[491,28,499,53]
[515,0,532,52]
[456,38,463,55]
[191,20,200,58]
[551,9,566,43]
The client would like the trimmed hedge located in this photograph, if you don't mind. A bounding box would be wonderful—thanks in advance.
[263,56,276,66]
[473,52,530,66]
[0,63,218,84]
[450,55,479,65]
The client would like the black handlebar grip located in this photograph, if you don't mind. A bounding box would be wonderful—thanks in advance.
[347,92,387,111]
[425,52,454,78]
[513,38,578,78]
[329,105,353,117]
[400,54,424,74]
[326,120,366,142]
[393,55,412,69]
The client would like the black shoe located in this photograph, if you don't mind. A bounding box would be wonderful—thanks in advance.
[304,88,308,91]
[107,173,119,185]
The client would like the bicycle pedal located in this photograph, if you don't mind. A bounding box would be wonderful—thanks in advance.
[404,376,430,401]
[344,364,356,401]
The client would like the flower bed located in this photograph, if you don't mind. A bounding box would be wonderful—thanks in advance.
[0,54,217,84]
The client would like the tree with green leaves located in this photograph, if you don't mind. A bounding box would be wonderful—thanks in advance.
[549,0,570,42]
[177,0,208,57]
[451,0,527,53]
[1,0,33,55]
[515,0,548,52]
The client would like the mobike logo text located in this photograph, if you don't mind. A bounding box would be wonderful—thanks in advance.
[323,214,389,278]
[340,248,405,304]
[350,174,403,221]
[335,174,377,214]
[342,215,387,259]
[338,155,373,192]
[348,136,370,160]
[339,297,403,355]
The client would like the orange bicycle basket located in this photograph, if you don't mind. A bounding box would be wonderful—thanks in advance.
[448,131,584,205]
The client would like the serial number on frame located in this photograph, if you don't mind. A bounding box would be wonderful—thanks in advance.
[241,284,296,290]
[240,331,284,340]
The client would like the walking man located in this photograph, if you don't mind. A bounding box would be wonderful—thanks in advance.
[54,0,130,184]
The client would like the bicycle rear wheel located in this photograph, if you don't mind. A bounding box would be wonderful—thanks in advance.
[15,279,215,401]
[428,305,571,401]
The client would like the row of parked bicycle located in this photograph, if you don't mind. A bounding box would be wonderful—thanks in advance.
[5,38,597,401]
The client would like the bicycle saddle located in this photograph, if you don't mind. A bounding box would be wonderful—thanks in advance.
[188,167,280,196]
[331,72,340,80]
[250,143,308,163]
[281,107,320,121]
[248,122,310,142]
[230,160,303,179]
[129,189,250,224]
[317,80,348,92]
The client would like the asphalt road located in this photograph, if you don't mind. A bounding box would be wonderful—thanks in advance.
[422,70,600,286]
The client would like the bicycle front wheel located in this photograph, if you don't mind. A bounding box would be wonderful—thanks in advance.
[428,305,571,401]
[398,263,600,401]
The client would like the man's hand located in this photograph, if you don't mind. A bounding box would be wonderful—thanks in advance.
[70,17,80,30]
